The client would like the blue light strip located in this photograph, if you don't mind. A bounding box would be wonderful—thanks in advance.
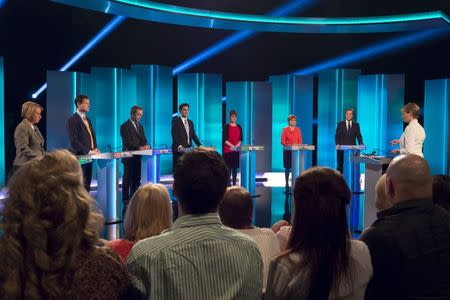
[31,15,126,99]
[173,0,314,75]
[295,27,450,75]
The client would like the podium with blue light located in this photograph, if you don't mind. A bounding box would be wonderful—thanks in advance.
[78,151,133,239]
[337,145,366,232]
[284,145,316,187]
[238,145,264,195]
[351,155,392,229]
[131,148,172,184]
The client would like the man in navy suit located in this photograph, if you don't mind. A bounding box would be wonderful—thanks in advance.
[335,108,363,174]
[66,95,100,191]
[120,105,150,215]
[171,103,201,171]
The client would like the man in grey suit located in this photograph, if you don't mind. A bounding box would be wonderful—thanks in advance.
[13,101,45,172]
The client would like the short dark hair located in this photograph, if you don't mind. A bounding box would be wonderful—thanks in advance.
[219,187,253,228]
[74,95,89,108]
[173,149,228,214]
[344,108,354,114]
[229,109,237,118]
[433,175,450,213]
[179,103,189,112]
[130,105,143,115]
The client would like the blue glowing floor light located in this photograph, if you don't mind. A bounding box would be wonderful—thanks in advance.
[31,16,126,99]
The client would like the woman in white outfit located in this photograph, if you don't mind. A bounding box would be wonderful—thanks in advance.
[391,102,426,157]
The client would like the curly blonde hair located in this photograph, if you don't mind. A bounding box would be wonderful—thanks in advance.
[0,150,103,299]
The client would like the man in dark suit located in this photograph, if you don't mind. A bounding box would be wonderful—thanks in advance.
[66,95,100,191]
[120,105,150,214]
[335,108,363,173]
[171,103,201,171]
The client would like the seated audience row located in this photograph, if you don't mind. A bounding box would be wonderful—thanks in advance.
[2,149,450,300]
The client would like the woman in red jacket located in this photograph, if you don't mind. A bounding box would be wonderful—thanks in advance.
[281,114,302,187]
[223,109,243,186]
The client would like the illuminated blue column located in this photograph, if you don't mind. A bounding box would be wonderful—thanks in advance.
[357,74,404,155]
[424,79,450,174]
[226,81,272,172]
[269,74,313,171]
[357,74,404,231]
[317,69,361,169]
[177,73,223,152]
[0,57,4,185]
[132,65,173,175]
[46,71,94,150]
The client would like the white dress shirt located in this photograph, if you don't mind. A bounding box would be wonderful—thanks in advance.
[399,119,426,157]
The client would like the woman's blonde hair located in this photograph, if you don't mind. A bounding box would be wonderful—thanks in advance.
[124,183,172,241]
[21,101,43,120]
[401,102,420,119]
[375,174,393,211]
[0,149,103,299]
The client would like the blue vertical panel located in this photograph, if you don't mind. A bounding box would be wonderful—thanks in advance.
[424,79,449,174]
[357,74,404,230]
[317,69,361,168]
[269,75,291,171]
[178,73,222,152]
[90,68,118,152]
[252,82,272,172]
[292,75,314,170]
[226,82,251,144]
[116,69,137,150]
[202,74,222,153]
[0,57,4,185]
[132,65,173,175]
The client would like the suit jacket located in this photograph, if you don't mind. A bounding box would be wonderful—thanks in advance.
[13,119,45,166]
[120,119,148,163]
[335,120,363,146]
[66,113,97,155]
[171,116,201,150]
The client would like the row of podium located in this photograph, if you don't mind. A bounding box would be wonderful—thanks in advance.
[81,144,391,237]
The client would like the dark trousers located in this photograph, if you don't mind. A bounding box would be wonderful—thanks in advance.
[173,151,183,173]
[337,150,344,174]
[122,158,141,206]
[81,162,93,192]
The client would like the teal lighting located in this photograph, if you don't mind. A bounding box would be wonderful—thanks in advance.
[53,0,450,33]
[424,79,450,174]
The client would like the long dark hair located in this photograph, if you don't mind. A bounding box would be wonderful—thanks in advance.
[286,167,351,300]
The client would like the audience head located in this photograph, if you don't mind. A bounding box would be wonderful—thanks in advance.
[432,175,450,213]
[0,149,102,299]
[375,174,393,211]
[401,102,420,123]
[288,167,351,300]
[229,109,237,123]
[386,154,432,203]
[21,101,43,124]
[218,186,253,229]
[179,103,189,118]
[74,95,90,113]
[173,149,228,215]
[130,105,143,123]
[124,183,172,241]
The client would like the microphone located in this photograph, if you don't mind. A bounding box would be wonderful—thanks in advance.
[107,144,112,153]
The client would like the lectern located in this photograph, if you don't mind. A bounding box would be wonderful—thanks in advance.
[239,145,264,195]
[283,145,315,187]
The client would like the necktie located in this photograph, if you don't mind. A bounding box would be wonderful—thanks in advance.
[183,119,190,144]
[82,116,95,150]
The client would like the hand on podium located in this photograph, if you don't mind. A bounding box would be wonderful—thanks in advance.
[391,149,400,154]
[336,144,340,150]
[177,145,185,152]
[140,145,151,150]
[89,148,100,155]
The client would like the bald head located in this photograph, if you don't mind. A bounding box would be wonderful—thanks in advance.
[386,154,432,203]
